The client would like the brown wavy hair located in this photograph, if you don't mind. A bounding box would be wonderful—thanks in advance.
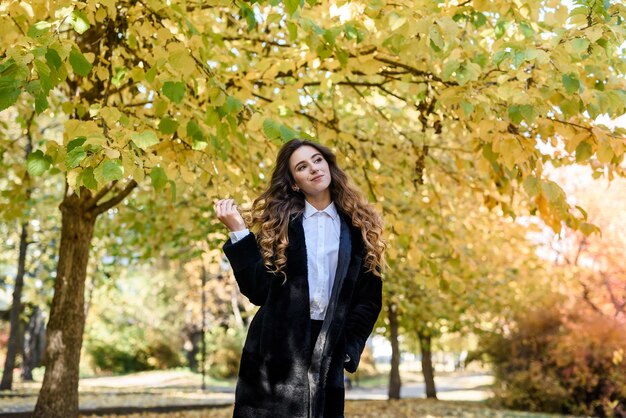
[244,139,385,280]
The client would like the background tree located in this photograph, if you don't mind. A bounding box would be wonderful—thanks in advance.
[0,107,62,389]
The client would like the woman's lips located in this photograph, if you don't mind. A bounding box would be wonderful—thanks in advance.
[311,174,324,182]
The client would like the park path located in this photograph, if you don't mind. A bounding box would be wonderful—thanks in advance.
[0,370,493,415]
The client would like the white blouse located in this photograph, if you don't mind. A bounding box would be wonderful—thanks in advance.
[229,200,341,320]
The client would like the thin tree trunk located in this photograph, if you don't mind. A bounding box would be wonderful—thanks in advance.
[201,264,207,391]
[419,331,437,399]
[33,195,96,417]
[185,329,201,372]
[21,306,44,381]
[2,115,34,390]
[388,302,401,399]
[231,283,244,328]
[0,223,29,390]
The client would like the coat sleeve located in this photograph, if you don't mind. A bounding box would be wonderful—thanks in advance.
[223,232,272,306]
[343,264,382,373]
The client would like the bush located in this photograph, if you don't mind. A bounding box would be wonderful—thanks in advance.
[203,326,245,379]
[87,340,183,374]
[87,342,152,374]
[481,306,626,417]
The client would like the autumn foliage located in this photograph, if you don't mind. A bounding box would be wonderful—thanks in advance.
[1,0,626,416]
[482,304,626,417]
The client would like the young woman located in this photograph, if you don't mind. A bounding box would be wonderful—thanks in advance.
[215,139,385,418]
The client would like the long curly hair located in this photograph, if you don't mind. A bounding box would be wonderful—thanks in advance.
[245,139,385,280]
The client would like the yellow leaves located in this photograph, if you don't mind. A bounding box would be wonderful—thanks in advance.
[180,165,196,184]
[121,151,135,179]
[350,56,384,75]
[98,0,116,19]
[565,38,590,58]
[100,107,122,126]
[95,6,107,23]
[592,127,615,164]
[498,136,524,170]
[411,17,431,35]
[246,113,264,131]
[535,193,561,233]
[156,27,174,45]
[564,130,590,155]
[95,65,109,81]
[435,16,460,39]
[437,86,463,108]
[544,9,565,28]
[207,87,226,107]
[168,47,196,78]
[104,148,120,159]
[524,48,550,64]
[585,25,604,43]
[64,120,100,143]
[387,12,406,32]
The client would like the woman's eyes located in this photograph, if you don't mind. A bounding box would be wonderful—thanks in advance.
[297,158,323,171]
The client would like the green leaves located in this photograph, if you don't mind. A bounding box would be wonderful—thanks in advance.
[69,49,92,77]
[223,96,243,115]
[131,131,159,149]
[150,166,167,190]
[575,140,593,162]
[262,119,298,141]
[508,105,536,124]
[0,78,21,111]
[567,38,590,55]
[70,10,90,35]
[159,117,179,135]
[95,160,123,183]
[79,168,98,190]
[523,176,541,197]
[26,150,52,176]
[68,136,87,152]
[45,48,62,70]
[187,120,207,150]
[66,146,86,168]
[162,81,186,103]
[27,21,52,38]
[262,119,282,139]
[429,25,444,51]
[541,181,565,204]
[562,73,581,94]
[285,0,303,15]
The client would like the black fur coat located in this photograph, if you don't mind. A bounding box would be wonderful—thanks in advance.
[223,212,382,418]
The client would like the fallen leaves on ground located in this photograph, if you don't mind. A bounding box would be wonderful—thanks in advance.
[90,399,576,418]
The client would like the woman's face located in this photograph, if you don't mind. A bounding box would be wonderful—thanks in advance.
[288,145,332,200]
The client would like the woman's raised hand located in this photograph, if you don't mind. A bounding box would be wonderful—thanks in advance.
[215,199,247,232]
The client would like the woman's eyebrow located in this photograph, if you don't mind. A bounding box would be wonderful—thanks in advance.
[295,153,322,168]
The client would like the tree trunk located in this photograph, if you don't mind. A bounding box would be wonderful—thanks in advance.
[185,329,202,372]
[21,306,45,381]
[387,302,401,399]
[0,223,29,390]
[419,331,437,399]
[32,178,136,416]
[33,196,96,417]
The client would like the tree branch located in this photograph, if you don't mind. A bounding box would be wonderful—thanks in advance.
[85,181,119,210]
[374,56,457,86]
[580,278,604,315]
[93,180,138,215]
